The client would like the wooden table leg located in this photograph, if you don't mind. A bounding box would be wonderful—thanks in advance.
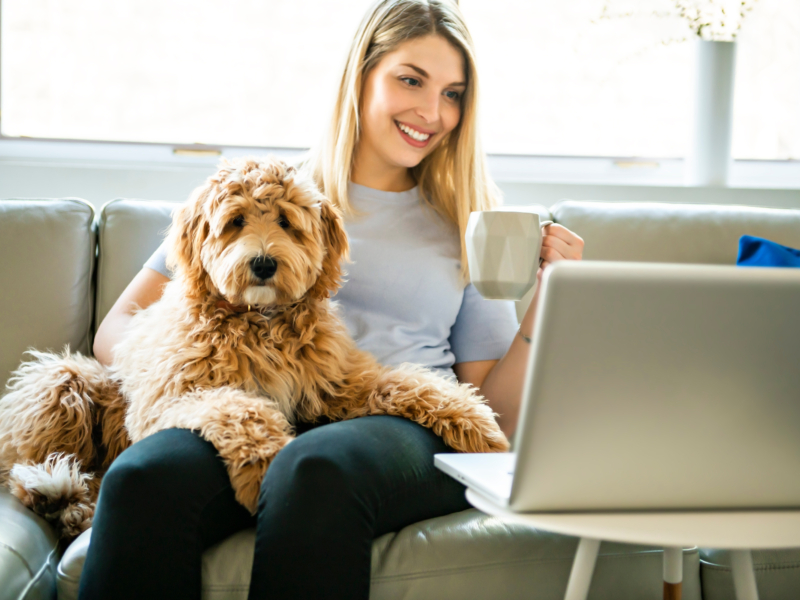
[731,549,760,600]
[663,547,683,600]
[564,537,601,600]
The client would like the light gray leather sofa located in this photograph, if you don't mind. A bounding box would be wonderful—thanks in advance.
[2,196,800,600]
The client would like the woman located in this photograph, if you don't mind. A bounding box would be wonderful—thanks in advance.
[80,1,584,599]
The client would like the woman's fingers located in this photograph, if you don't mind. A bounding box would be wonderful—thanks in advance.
[541,224,584,262]
[544,223,582,245]
[540,235,572,262]
[544,224,584,252]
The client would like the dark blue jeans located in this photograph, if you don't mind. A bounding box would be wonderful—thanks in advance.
[78,416,470,600]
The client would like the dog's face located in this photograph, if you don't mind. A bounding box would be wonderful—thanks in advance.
[166,157,348,306]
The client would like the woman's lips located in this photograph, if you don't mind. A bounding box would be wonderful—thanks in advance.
[395,120,433,148]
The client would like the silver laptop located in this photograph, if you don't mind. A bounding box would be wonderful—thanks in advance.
[435,261,800,512]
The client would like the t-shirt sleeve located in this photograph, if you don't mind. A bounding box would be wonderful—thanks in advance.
[143,241,173,279]
[449,283,519,364]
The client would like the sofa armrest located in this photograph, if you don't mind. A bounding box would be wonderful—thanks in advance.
[0,490,60,600]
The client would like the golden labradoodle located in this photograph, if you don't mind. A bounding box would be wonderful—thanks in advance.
[0,157,509,540]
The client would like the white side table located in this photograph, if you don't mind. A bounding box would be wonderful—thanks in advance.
[467,489,800,600]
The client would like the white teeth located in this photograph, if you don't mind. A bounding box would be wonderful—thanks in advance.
[397,122,431,142]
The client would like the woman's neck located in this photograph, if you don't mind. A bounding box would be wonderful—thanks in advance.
[351,149,415,192]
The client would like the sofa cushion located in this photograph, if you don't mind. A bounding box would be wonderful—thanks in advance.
[57,510,701,600]
[0,198,95,388]
[0,490,60,600]
[700,548,800,600]
[552,201,800,264]
[94,199,177,328]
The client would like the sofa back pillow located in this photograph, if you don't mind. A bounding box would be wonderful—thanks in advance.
[551,201,800,265]
[0,199,95,388]
[95,199,178,330]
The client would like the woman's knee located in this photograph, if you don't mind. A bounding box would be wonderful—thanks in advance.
[99,428,223,508]
[259,430,374,515]
[264,437,349,493]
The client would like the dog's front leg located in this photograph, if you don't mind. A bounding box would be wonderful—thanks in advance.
[338,364,510,454]
[129,387,294,514]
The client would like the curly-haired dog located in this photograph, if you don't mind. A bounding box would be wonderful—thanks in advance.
[0,156,509,540]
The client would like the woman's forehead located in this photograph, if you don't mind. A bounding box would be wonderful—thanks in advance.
[381,35,465,84]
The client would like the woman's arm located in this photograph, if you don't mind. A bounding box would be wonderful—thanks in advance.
[93,268,170,366]
[454,224,584,437]
[452,305,534,437]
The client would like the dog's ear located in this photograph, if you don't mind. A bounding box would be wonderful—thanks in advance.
[165,183,212,283]
[309,198,349,300]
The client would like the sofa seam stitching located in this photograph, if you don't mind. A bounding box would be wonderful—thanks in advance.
[17,547,58,599]
[0,540,35,579]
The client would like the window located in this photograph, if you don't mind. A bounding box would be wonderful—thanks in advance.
[461,0,800,160]
[2,0,799,162]
[461,0,693,158]
[1,0,374,147]
[730,0,800,160]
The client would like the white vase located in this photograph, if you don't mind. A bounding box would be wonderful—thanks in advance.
[685,39,737,187]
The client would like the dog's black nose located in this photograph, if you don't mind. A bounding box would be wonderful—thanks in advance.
[250,256,277,280]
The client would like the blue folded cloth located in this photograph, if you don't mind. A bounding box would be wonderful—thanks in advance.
[737,235,800,268]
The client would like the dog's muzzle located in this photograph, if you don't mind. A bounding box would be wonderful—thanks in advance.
[250,255,277,280]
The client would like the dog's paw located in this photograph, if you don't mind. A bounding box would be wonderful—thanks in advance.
[9,455,92,512]
[229,460,268,514]
[59,502,95,540]
[9,454,96,538]
[226,441,290,514]
[435,405,510,454]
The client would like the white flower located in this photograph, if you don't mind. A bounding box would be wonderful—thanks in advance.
[676,0,759,41]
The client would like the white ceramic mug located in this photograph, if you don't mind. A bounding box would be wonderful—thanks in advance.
[465,210,553,300]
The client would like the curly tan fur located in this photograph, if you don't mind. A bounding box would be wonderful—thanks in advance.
[0,350,128,538]
[1,156,508,526]
[9,454,95,538]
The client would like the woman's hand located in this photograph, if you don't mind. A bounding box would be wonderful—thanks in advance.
[538,224,584,278]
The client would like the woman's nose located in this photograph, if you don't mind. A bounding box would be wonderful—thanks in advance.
[415,90,440,123]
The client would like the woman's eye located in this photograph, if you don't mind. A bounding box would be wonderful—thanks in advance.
[231,216,245,228]
[278,216,290,229]
[401,77,421,87]
[445,90,461,101]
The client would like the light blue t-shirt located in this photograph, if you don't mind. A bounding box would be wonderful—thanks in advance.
[144,183,518,376]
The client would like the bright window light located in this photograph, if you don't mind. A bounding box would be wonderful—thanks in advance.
[462,0,800,160]
[1,0,798,160]
[731,0,800,160]
[1,0,374,147]
[461,0,694,158]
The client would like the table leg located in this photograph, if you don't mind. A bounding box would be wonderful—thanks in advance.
[564,537,600,600]
[730,549,759,600]
[663,546,683,600]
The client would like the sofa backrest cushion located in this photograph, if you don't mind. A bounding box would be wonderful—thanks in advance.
[95,199,178,329]
[552,201,800,264]
[0,199,95,388]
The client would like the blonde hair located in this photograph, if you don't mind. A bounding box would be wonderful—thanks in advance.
[305,0,501,280]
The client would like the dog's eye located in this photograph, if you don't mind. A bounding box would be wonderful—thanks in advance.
[231,216,245,228]
[278,215,290,229]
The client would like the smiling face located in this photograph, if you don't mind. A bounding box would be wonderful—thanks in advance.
[354,34,466,189]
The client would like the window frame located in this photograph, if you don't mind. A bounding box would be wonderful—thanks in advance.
[1,5,799,189]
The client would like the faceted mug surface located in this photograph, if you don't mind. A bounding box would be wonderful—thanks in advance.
[465,210,550,300]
